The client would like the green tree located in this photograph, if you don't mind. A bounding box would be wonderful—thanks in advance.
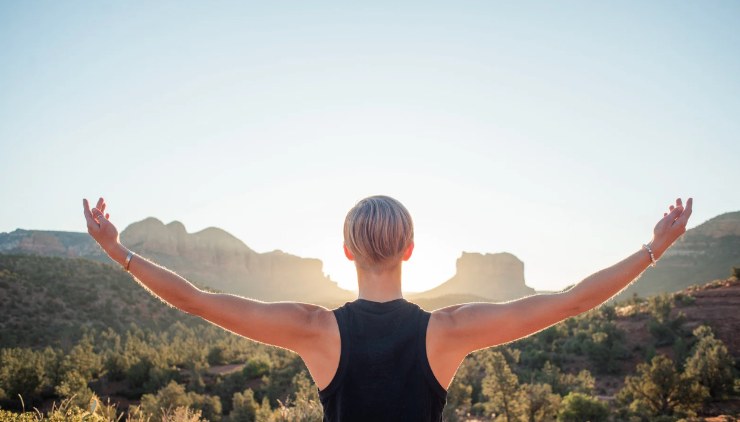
[618,354,707,417]
[189,391,223,422]
[536,361,594,396]
[54,370,96,409]
[0,348,49,405]
[271,371,322,422]
[648,293,673,324]
[59,334,102,380]
[139,381,192,420]
[482,351,524,422]
[138,380,221,421]
[581,321,628,374]
[244,355,272,379]
[521,383,560,422]
[556,392,608,422]
[683,325,735,400]
[443,380,473,421]
[230,388,259,422]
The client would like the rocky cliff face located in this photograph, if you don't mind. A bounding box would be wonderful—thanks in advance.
[0,229,108,260]
[0,219,353,304]
[118,218,353,303]
[3,210,737,305]
[616,211,740,300]
[413,252,536,302]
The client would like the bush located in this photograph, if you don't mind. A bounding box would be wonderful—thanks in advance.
[244,356,272,379]
[271,372,322,422]
[0,348,52,406]
[54,370,95,409]
[683,325,736,400]
[521,383,560,421]
[618,354,707,418]
[229,388,259,422]
[208,346,227,366]
[557,392,608,422]
[138,381,222,421]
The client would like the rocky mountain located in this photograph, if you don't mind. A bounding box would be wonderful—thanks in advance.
[0,219,354,305]
[118,217,354,304]
[615,211,740,301]
[2,210,738,305]
[410,252,536,303]
[0,229,109,261]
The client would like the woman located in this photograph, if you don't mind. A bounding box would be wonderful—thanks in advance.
[83,195,692,421]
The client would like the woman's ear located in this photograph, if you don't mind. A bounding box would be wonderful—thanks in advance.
[402,242,414,261]
[343,244,355,261]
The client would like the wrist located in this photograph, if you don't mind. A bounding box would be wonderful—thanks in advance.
[105,242,130,267]
[648,238,669,261]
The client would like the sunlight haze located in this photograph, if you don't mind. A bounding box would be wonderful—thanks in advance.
[1,1,738,293]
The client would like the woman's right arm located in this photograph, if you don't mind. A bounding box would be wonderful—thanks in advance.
[82,197,335,355]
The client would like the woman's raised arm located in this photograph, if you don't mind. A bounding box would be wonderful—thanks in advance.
[426,197,693,390]
[82,197,335,356]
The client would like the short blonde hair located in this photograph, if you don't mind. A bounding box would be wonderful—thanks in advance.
[343,195,414,269]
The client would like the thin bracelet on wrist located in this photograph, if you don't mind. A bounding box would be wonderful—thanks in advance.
[642,244,657,268]
[124,250,135,272]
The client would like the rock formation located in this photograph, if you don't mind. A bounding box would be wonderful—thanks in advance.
[0,219,354,305]
[412,252,536,303]
[0,229,108,260]
[3,210,738,305]
[118,217,354,304]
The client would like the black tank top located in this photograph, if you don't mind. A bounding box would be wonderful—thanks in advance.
[318,298,448,421]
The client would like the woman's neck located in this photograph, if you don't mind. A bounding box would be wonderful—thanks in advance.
[355,263,404,302]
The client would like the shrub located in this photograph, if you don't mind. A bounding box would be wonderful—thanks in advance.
[557,392,608,422]
[618,354,707,418]
[244,356,272,379]
[683,325,736,400]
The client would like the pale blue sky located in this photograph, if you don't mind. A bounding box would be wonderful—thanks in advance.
[1,1,738,293]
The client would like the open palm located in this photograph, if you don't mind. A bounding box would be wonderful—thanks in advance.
[83,197,119,251]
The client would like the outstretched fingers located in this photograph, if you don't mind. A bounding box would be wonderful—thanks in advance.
[83,199,97,232]
[92,207,108,226]
[97,197,107,215]
[94,197,108,222]
[83,198,111,234]
[676,197,693,226]
[664,201,683,223]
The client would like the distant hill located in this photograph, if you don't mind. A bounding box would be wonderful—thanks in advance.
[0,229,109,262]
[0,254,202,349]
[627,272,740,354]
[0,219,354,305]
[615,211,740,301]
[412,293,495,311]
[0,221,535,305]
[409,252,536,304]
[118,217,353,304]
[2,209,738,304]
[2,252,737,363]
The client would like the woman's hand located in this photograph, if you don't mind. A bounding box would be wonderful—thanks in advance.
[651,197,693,259]
[83,197,119,252]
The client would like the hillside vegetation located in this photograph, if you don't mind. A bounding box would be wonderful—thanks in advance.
[0,254,738,421]
[0,255,201,349]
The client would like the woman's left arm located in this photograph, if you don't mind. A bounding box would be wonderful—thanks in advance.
[430,197,693,358]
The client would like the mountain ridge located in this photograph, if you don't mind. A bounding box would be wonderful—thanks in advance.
[1,210,738,304]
